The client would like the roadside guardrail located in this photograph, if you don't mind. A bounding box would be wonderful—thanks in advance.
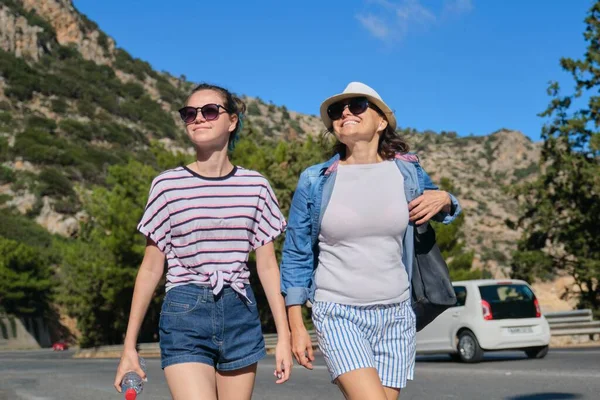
[263,330,318,349]
[74,309,599,358]
[544,309,600,338]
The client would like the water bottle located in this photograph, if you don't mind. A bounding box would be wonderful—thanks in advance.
[120,356,147,400]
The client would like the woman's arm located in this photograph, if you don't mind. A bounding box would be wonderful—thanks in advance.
[113,238,165,392]
[287,304,314,369]
[409,190,452,225]
[280,170,316,369]
[280,170,315,306]
[409,167,461,225]
[256,242,292,383]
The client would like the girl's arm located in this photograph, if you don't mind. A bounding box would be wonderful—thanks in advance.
[255,241,292,384]
[113,239,165,392]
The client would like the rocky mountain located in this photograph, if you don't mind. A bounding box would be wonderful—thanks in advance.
[0,0,574,312]
[406,129,540,273]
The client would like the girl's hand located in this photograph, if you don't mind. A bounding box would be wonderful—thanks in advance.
[113,348,146,392]
[409,190,451,225]
[273,337,293,384]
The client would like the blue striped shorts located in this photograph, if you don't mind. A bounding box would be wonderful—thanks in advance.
[312,300,416,389]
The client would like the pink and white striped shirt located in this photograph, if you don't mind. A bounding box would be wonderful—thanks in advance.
[137,165,286,299]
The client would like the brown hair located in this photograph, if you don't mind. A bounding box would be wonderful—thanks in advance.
[329,105,409,159]
[188,83,246,150]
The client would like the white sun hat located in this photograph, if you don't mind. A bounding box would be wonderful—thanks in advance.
[319,81,397,131]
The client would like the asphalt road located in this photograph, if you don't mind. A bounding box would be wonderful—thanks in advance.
[0,348,599,400]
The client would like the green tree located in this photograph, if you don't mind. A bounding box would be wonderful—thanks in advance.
[0,237,52,315]
[281,105,290,120]
[432,177,477,281]
[54,240,141,347]
[85,160,158,266]
[230,131,328,331]
[57,159,163,346]
[511,2,600,314]
[149,141,190,170]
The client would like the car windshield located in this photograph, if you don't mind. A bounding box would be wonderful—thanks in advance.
[478,284,537,319]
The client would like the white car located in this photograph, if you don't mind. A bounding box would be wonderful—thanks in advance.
[416,279,551,363]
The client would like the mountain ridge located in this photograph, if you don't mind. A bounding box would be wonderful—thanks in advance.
[0,0,577,314]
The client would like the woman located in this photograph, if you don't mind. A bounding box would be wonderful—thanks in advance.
[114,83,292,400]
[281,82,461,400]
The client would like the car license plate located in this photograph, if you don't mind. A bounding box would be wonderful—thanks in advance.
[507,327,533,334]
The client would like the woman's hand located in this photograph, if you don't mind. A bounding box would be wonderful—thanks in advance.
[409,190,451,225]
[291,326,315,370]
[274,336,293,384]
[113,348,146,392]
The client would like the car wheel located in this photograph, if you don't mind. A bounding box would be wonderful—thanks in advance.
[457,331,484,363]
[525,345,549,359]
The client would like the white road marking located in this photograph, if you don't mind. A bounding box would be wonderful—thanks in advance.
[413,365,600,379]
[14,391,53,400]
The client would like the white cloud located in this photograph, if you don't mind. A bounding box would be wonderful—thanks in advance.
[443,0,473,16]
[396,0,436,27]
[356,14,391,40]
[357,0,473,44]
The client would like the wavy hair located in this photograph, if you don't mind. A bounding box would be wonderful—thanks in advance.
[328,104,409,159]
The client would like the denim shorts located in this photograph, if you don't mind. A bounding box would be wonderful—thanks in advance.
[312,300,416,389]
[159,284,266,371]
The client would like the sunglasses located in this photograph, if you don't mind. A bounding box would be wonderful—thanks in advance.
[327,97,370,121]
[178,104,231,124]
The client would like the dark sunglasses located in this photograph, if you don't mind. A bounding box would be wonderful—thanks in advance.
[327,97,370,121]
[178,104,231,124]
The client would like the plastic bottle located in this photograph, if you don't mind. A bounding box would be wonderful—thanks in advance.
[120,356,147,400]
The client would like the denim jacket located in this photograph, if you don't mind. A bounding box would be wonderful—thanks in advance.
[280,153,462,306]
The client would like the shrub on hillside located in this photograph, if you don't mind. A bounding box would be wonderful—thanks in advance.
[119,95,176,138]
[247,102,261,116]
[0,166,15,184]
[114,49,156,81]
[121,82,145,99]
[97,32,110,53]
[58,119,92,141]
[289,119,304,134]
[0,111,12,126]
[0,212,54,248]
[14,129,73,165]
[26,115,57,133]
[39,167,75,198]
[513,162,538,180]
[0,50,41,101]
[51,98,68,114]
[0,137,10,162]
[76,100,96,118]
[156,78,186,105]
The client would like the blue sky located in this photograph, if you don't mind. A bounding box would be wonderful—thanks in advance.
[73,0,592,141]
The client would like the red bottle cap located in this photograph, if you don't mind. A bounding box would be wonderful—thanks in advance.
[125,388,137,400]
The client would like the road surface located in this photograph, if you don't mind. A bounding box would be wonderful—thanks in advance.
[1,348,599,399]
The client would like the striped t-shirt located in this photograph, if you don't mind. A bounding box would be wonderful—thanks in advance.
[137,165,286,298]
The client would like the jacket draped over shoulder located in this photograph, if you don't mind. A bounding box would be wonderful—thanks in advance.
[280,153,461,306]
